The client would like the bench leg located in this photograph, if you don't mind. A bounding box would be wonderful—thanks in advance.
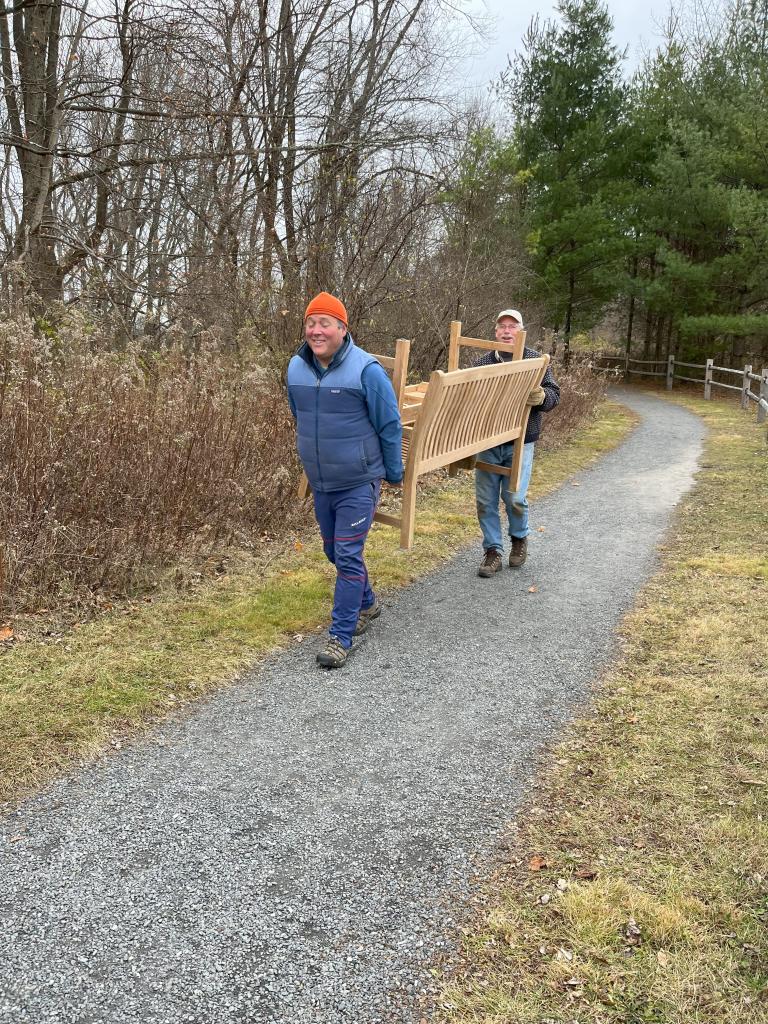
[509,439,524,492]
[399,465,418,549]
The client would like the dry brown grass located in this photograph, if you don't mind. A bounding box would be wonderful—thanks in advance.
[0,312,301,614]
[433,394,768,1024]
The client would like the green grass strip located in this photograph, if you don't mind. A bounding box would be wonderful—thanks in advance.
[0,401,635,804]
[434,394,768,1024]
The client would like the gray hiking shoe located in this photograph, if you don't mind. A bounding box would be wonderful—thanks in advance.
[354,597,382,636]
[316,635,348,669]
[478,548,503,577]
[509,537,528,568]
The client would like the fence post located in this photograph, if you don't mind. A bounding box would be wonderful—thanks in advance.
[704,358,713,400]
[741,364,752,410]
[758,369,768,425]
[666,354,675,391]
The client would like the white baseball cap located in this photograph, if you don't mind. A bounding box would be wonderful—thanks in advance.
[496,308,524,326]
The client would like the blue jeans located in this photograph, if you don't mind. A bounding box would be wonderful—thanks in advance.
[475,441,535,552]
[312,480,381,648]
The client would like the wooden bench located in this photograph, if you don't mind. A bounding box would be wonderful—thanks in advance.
[368,336,411,408]
[296,322,548,549]
[447,318,526,370]
[399,320,527,430]
[374,350,549,548]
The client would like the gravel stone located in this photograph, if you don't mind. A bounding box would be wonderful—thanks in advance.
[0,390,704,1023]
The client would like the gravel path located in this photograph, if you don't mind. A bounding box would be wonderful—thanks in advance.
[0,390,705,1024]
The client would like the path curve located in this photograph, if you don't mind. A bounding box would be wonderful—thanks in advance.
[0,390,705,1024]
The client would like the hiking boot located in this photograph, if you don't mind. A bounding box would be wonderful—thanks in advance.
[316,635,348,669]
[478,548,503,577]
[509,537,528,568]
[354,597,382,636]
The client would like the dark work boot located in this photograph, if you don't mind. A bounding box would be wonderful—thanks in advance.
[509,537,528,568]
[478,548,503,577]
[316,635,348,669]
[354,597,382,636]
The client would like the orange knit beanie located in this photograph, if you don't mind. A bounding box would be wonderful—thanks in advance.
[304,291,348,327]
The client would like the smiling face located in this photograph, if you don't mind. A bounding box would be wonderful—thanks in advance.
[304,315,346,366]
[495,315,522,344]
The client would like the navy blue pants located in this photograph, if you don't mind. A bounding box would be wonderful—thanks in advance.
[312,480,381,648]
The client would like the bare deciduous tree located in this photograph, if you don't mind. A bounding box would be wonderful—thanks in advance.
[1,0,479,347]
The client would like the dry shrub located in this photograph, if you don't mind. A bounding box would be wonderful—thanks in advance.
[536,355,610,452]
[0,314,300,613]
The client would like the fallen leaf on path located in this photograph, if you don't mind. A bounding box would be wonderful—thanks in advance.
[528,585,538,593]
[0,625,13,641]
[575,866,598,881]
[537,526,546,532]
[657,950,671,967]
[528,854,549,871]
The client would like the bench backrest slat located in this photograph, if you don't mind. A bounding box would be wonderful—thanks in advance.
[411,357,548,474]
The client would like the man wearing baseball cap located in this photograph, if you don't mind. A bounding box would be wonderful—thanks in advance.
[475,308,560,577]
[287,292,404,668]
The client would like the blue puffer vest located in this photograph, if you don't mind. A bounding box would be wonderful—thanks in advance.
[287,336,386,493]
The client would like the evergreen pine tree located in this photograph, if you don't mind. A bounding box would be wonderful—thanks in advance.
[499,0,629,358]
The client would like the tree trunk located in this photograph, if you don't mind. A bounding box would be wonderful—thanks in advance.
[625,254,637,360]
[643,313,653,360]
[1,0,65,304]
[654,314,665,362]
[563,267,574,367]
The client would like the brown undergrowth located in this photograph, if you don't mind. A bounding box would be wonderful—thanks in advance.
[0,313,301,615]
[536,357,608,454]
[432,394,768,1023]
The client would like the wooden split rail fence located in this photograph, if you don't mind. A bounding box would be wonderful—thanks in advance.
[593,353,768,437]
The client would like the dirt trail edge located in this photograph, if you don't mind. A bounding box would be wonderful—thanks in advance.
[0,390,704,1024]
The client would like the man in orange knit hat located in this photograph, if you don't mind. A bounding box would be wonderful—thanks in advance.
[287,292,404,668]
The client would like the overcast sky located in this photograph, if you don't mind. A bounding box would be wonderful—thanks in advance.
[461,0,671,90]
